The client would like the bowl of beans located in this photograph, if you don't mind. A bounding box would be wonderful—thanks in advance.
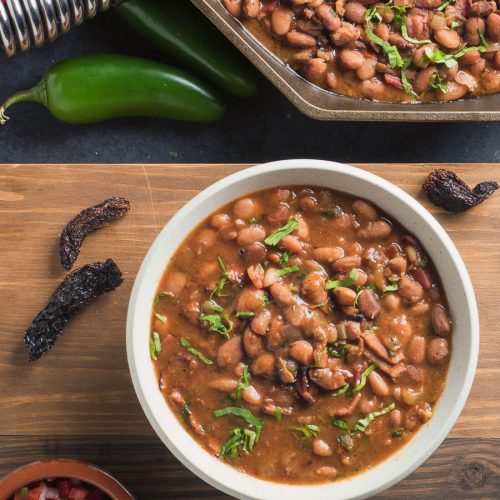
[127,159,479,499]
[0,459,133,500]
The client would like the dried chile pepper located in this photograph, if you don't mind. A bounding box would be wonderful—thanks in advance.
[24,259,123,361]
[60,197,130,270]
[422,169,498,213]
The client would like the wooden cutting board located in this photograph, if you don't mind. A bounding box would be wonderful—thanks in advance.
[0,164,498,499]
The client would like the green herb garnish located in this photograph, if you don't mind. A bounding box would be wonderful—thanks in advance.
[264,218,299,246]
[353,403,396,432]
[365,5,383,24]
[368,325,380,331]
[180,336,213,365]
[235,311,256,318]
[181,401,192,422]
[276,265,300,277]
[331,383,350,397]
[327,342,349,363]
[149,331,161,360]
[325,268,358,290]
[211,256,230,299]
[274,407,282,421]
[235,365,251,398]
[214,406,263,434]
[19,488,29,499]
[436,0,455,10]
[331,419,350,431]
[280,250,292,265]
[220,427,258,459]
[154,312,167,324]
[154,290,178,306]
[199,302,233,338]
[290,424,320,440]
[319,205,344,218]
[349,363,378,395]
[428,71,449,93]
[367,30,403,68]
[248,217,259,225]
[382,277,399,296]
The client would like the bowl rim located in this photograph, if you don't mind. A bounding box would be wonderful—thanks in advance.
[126,159,479,500]
[0,459,134,499]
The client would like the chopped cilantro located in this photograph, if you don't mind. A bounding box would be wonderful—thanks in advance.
[367,30,403,68]
[401,58,417,97]
[319,205,344,218]
[20,488,28,499]
[248,217,259,225]
[235,365,251,398]
[331,383,350,397]
[199,302,233,337]
[276,265,300,277]
[331,419,350,431]
[264,218,299,246]
[220,427,258,459]
[365,5,383,24]
[154,312,167,324]
[235,311,255,318]
[154,291,178,306]
[211,256,230,299]
[180,336,213,365]
[325,268,358,290]
[428,71,449,94]
[290,424,320,439]
[353,403,396,432]
[349,363,378,395]
[327,342,349,363]
[280,250,292,265]
[214,406,263,434]
[274,407,282,421]
[149,331,161,360]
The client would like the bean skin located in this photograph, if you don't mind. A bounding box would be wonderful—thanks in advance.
[243,328,265,359]
[486,13,500,42]
[217,337,244,368]
[251,352,276,378]
[368,371,390,396]
[237,226,266,246]
[408,335,426,364]
[242,385,262,405]
[242,0,259,18]
[251,309,272,335]
[302,58,327,80]
[316,4,342,31]
[332,255,362,272]
[271,5,293,36]
[357,288,381,319]
[434,28,461,49]
[358,220,392,240]
[333,286,357,306]
[427,337,450,365]
[465,17,485,45]
[287,31,317,48]
[289,340,314,366]
[270,282,295,305]
[344,2,366,24]
[233,198,261,220]
[432,304,451,337]
[313,246,344,262]
[312,439,333,457]
[389,255,407,275]
[398,275,424,304]
[434,81,468,101]
[339,49,364,70]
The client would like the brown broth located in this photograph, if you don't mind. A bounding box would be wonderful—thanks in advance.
[150,186,451,484]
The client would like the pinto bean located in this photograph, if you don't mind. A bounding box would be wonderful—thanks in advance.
[316,4,342,31]
[280,234,303,253]
[465,17,485,45]
[487,13,500,42]
[408,335,426,364]
[299,195,319,215]
[272,5,293,35]
[209,377,239,392]
[242,385,262,405]
[266,203,290,225]
[459,50,481,67]
[345,320,362,340]
[389,255,407,275]
[374,22,390,41]
[352,200,378,221]
[344,2,366,24]
[356,55,378,80]
[368,371,390,396]
[494,51,500,70]
[390,409,402,427]
[382,291,401,311]
[339,49,364,69]
[404,407,418,430]
[164,269,187,297]
[398,275,424,304]
[303,58,327,80]
[251,352,276,378]
[435,81,468,101]
[270,282,295,305]
[243,328,265,359]
[222,0,241,17]
[247,264,264,289]
[432,304,451,337]
[309,367,346,390]
[242,0,259,18]
[316,466,338,478]
[357,288,381,319]
[330,22,360,46]
[358,77,386,99]
[332,255,362,272]
[287,31,317,47]
[326,71,338,90]
[312,439,333,457]
[427,337,449,365]
[413,66,437,94]
[313,246,344,262]
[333,286,357,306]
[236,287,265,312]
[470,0,496,17]
[217,337,244,368]
[233,198,262,220]
[358,220,392,240]
[251,309,272,335]
[434,28,461,49]
[237,226,266,246]
[289,340,314,366]
[413,43,436,68]
[301,273,328,304]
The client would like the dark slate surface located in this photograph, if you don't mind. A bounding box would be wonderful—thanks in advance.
[0,10,499,164]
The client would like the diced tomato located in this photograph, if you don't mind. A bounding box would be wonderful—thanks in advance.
[27,487,42,500]
[68,486,91,500]
[87,490,105,500]
[57,480,73,497]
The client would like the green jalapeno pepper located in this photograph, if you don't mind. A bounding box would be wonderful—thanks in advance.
[0,54,225,125]
[116,0,258,97]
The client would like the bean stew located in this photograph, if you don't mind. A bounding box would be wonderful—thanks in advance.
[151,186,452,483]
[221,0,500,102]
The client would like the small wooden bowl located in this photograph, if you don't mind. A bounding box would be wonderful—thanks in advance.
[0,459,134,500]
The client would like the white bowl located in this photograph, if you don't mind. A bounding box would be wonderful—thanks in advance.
[127,159,479,500]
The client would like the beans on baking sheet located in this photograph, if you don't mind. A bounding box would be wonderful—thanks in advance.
[222,0,500,103]
[151,186,451,484]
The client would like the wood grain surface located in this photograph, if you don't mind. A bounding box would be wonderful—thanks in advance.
[0,164,498,499]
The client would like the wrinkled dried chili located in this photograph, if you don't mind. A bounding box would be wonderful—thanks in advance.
[423,169,498,213]
[60,197,130,270]
[24,259,123,360]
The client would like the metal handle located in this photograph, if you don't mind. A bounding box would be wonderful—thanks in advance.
[0,0,126,56]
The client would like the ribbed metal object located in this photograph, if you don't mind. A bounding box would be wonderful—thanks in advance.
[0,0,125,56]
